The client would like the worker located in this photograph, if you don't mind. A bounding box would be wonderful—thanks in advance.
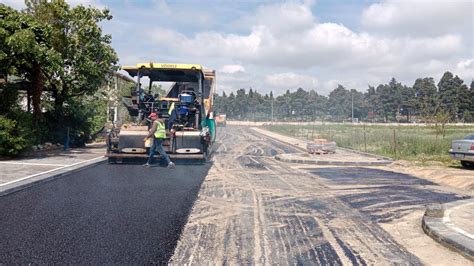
[144,112,175,168]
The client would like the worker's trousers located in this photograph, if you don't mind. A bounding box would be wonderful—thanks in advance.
[147,138,171,165]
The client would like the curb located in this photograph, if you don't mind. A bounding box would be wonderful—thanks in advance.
[275,153,393,166]
[422,199,474,261]
[0,157,107,197]
[336,146,393,161]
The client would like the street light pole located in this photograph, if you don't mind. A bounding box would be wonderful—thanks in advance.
[271,98,274,124]
[351,91,354,123]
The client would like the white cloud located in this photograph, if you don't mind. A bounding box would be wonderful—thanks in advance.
[149,21,465,73]
[150,27,187,44]
[141,0,472,94]
[457,59,473,70]
[361,0,473,37]
[265,72,319,90]
[254,1,315,35]
[2,0,26,10]
[455,59,474,80]
[7,0,471,95]
[221,64,245,74]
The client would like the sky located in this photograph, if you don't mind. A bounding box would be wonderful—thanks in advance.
[4,0,474,96]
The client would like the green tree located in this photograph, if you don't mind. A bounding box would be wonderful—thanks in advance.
[469,81,474,122]
[327,85,351,120]
[364,85,379,121]
[457,82,470,121]
[413,77,438,121]
[389,78,404,122]
[351,89,366,120]
[400,85,416,122]
[25,0,118,109]
[307,90,327,119]
[471,81,474,105]
[375,84,390,121]
[437,71,466,120]
[0,4,61,120]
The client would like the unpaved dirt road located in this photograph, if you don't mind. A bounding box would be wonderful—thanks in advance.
[172,126,471,264]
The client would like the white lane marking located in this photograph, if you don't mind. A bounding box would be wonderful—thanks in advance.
[0,156,104,187]
[0,161,67,167]
[443,202,474,239]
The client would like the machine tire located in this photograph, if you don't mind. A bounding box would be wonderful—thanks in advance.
[108,157,117,164]
[460,161,474,169]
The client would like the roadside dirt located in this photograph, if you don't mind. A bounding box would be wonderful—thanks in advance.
[388,161,474,195]
[380,210,472,265]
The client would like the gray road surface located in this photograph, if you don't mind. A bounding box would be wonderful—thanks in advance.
[172,126,468,264]
[0,161,210,263]
[0,126,469,264]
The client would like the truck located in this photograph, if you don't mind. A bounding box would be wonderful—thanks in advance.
[105,63,216,163]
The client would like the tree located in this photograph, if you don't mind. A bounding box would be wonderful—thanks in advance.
[388,78,404,122]
[375,84,391,122]
[437,71,466,120]
[365,85,379,121]
[471,81,474,103]
[413,77,438,121]
[25,0,118,110]
[456,81,470,121]
[0,4,61,120]
[469,81,474,122]
[351,89,366,120]
[327,85,351,120]
[307,90,327,119]
[400,85,416,122]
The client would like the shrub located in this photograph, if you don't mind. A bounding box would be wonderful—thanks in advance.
[41,97,107,147]
[0,115,30,156]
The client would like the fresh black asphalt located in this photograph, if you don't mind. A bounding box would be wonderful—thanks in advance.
[0,161,210,264]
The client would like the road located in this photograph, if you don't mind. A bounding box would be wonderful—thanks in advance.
[0,126,470,264]
[0,160,211,263]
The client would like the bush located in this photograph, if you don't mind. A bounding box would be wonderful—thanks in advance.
[0,115,30,156]
[41,97,107,147]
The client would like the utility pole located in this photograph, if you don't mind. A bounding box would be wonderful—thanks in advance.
[271,97,274,124]
[351,91,354,123]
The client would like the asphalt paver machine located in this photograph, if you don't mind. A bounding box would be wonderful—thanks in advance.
[106,63,216,163]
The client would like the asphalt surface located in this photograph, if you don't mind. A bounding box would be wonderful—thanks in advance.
[308,167,465,223]
[0,161,210,264]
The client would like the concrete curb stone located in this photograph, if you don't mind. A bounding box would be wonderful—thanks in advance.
[0,157,106,197]
[422,199,474,261]
[275,153,393,166]
[336,146,393,161]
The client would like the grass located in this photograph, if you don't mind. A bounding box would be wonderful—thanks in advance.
[263,123,474,165]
